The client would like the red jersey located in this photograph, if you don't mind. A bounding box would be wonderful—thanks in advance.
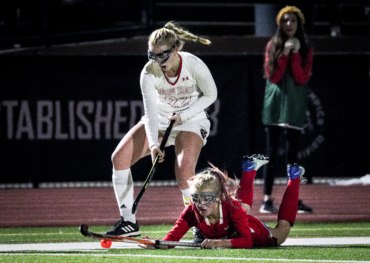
[162,199,277,248]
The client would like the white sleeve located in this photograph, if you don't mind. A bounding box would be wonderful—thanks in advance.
[180,59,218,122]
[140,68,159,149]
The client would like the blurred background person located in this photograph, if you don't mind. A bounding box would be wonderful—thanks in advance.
[260,6,313,214]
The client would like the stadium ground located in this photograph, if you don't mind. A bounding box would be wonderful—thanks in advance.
[1,184,369,228]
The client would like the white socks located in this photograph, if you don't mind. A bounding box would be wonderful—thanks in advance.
[181,188,191,206]
[112,169,136,223]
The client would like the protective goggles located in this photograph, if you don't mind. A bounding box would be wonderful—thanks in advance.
[191,192,218,205]
[147,44,176,64]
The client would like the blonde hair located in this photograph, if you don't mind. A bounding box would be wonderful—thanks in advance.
[276,6,305,25]
[148,22,211,51]
[189,164,238,203]
[190,172,221,195]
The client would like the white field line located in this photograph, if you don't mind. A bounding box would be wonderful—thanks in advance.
[1,253,370,263]
[289,228,370,231]
[0,237,370,252]
[281,237,370,246]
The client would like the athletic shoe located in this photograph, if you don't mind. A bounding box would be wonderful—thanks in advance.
[105,217,141,237]
[259,199,278,214]
[287,163,305,180]
[192,227,205,244]
[242,154,269,172]
[297,199,313,214]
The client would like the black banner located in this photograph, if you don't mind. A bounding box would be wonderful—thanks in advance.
[1,55,369,185]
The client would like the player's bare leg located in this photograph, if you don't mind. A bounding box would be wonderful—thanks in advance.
[112,122,150,170]
[175,131,204,243]
[107,122,151,237]
[174,131,203,203]
[270,219,291,245]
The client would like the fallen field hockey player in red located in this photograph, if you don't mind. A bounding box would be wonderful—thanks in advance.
[139,154,305,249]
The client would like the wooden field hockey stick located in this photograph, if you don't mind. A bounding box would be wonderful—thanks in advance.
[131,115,176,214]
[80,224,200,247]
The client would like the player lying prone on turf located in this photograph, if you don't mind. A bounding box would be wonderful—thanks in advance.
[139,154,305,249]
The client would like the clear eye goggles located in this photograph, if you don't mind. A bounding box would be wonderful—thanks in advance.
[147,44,176,64]
[191,192,218,205]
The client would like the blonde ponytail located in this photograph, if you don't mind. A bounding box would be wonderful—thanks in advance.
[149,21,211,51]
[164,22,211,45]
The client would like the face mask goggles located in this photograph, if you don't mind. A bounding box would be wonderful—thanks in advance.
[191,192,218,205]
[147,43,176,64]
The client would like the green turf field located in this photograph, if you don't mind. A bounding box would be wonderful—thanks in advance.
[1,222,370,263]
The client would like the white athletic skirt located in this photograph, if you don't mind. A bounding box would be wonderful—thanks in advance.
[142,111,211,146]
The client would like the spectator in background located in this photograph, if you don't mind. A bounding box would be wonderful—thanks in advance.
[260,6,313,214]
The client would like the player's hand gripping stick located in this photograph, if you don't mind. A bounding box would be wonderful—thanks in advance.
[131,115,176,214]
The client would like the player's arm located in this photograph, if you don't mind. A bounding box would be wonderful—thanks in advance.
[228,201,254,248]
[140,67,160,151]
[179,59,217,122]
[139,216,190,250]
[162,206,196,243]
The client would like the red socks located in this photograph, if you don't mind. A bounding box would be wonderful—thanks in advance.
[278,178,300,226]
[237,170,301,227]
[237,170,257,208]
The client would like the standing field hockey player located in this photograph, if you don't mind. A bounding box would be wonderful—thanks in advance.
[105,22,217,237]
[140,155,305,249]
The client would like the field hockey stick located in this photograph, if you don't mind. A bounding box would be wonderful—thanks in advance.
[131,115,176,214]
[80,224,200,247]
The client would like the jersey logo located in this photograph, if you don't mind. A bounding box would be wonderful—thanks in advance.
[200,129,208,139]
[182,76,189,81]
[120,204,127,208]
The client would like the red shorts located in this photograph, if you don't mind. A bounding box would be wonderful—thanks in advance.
[247,215,278,247]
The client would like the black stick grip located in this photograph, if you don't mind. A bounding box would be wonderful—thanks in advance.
[159,119,175,151]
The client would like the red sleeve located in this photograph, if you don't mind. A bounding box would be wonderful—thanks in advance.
[290,48,313,85]
[264,41,289,84]
[229,201,253,248]
[162,204,197,242]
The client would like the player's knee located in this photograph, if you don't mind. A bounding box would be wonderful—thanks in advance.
[111,151,119,165]
[111,150,127,168]
[272,221,291,245]
[279,225,291,242]
[280,223,291,233]
[277,236,287,246]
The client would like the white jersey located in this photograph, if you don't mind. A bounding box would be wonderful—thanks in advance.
[140,51,217,148]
